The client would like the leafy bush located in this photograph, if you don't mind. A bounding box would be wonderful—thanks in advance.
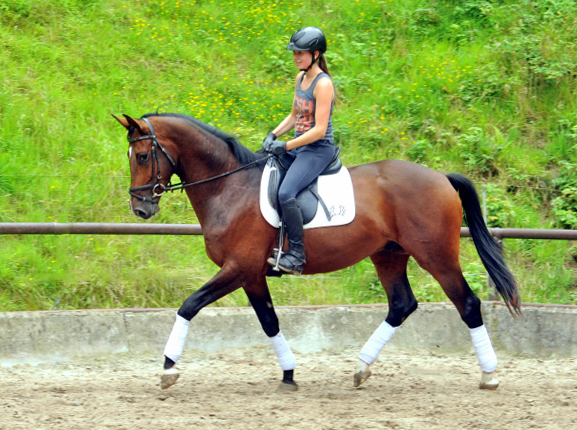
[407,139,432,162]
[485,183,514,228]
[551,161,577,228]
[455,127,503,176]
[457,63,518,104]
[493,1,577,86]
[409,0,495,42]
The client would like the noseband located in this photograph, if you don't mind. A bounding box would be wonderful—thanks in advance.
[127,117,271,203]
[127,117,177,203]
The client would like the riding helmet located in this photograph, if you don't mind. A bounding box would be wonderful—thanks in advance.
[286,27,327,54]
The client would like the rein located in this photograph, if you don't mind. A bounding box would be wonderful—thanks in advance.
[128,117,271,203]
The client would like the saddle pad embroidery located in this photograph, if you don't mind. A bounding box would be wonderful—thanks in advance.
[259,162,356,230]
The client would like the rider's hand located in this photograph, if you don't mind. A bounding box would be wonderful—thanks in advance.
[262,132,276,152]
[269,140,287,156]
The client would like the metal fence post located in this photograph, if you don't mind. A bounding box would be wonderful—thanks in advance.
[487,235,503,301]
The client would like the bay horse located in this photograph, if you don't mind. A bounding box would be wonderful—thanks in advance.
[114,113,520,392]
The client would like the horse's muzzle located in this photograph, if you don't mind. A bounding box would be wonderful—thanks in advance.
[130,199,160,219]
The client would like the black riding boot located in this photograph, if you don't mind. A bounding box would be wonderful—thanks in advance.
[268,198,306,275]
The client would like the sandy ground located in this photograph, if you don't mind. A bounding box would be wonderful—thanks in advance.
[1,346,576,430]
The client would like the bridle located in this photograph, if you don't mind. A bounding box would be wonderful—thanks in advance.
[127,117,271,203]
[127,117,176,203]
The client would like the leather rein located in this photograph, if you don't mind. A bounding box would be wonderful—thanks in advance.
[127,117,271,203]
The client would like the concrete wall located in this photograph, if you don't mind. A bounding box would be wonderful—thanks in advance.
[1,302,576,366]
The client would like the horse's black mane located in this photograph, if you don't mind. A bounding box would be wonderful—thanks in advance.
[142,113,267,166]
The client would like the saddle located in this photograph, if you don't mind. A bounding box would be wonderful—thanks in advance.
[268,148,342,224]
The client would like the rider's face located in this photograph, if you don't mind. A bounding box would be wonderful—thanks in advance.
[292,50,313,70]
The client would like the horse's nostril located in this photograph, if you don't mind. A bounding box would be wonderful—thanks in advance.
[134,208,149,219]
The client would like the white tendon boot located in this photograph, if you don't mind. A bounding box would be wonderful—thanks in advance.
[270,331,296,371]
[470,325,499,390]
[270,331,298,391]
[161,314,190,389]
[354,321,398,387]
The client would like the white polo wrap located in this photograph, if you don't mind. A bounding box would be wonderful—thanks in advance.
[270,331,296,371]
[470,325,498,373]
[359,320,398,365]
[164,314,190,363]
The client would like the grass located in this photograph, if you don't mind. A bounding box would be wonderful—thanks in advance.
[0,0,575,311]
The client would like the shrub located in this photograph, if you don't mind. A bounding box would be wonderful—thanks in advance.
[455,127,502,176]
[551,161,577,228]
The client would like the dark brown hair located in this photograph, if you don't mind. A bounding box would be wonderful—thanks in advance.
[318,54,331,77]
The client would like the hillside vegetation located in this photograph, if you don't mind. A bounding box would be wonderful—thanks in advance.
[0,0,576,311]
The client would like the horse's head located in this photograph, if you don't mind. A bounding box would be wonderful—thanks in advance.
[113,114,177,219]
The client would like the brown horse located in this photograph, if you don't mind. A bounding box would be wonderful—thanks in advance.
[114,113,520,392]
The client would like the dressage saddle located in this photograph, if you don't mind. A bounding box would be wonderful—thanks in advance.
[268,147,342,224]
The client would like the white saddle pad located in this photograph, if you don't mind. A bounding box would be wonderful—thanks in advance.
[259,161,356,230]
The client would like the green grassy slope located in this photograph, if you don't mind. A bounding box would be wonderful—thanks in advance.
[0,0,575,311]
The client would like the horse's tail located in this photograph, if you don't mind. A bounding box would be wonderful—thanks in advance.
[446,173,521,316]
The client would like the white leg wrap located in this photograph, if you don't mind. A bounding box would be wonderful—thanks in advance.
[163,314,190,363]
[470,325,498,373]
[270,331,296,371]
[359,321,398,365]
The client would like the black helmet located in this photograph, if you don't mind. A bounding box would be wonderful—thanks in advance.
[286,27,327,54]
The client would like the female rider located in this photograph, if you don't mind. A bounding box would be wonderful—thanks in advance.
[262,27,337,276]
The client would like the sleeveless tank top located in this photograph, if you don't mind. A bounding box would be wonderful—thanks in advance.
[293,72,334,142]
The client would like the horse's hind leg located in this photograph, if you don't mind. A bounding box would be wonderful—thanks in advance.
[416,252,499,390]
[355,250,416,387]
[244,279,298,392]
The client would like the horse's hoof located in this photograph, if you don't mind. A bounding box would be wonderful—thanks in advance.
[278,380,299,392]
[353,369,372,387]
[354,359,371,388]
[160,368,180,390]
[479,371,499,390]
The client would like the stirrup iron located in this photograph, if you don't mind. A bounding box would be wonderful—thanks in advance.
[271,223,285,271]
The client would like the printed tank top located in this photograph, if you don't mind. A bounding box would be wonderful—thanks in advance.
[293,72,334,141]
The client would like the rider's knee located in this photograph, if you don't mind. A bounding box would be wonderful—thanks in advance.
[278,188,296,207]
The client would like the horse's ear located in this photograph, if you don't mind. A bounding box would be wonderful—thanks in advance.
[121,114,144,134]
[112,114,130,129]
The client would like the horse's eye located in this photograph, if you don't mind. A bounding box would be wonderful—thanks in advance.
[137,153,149,164]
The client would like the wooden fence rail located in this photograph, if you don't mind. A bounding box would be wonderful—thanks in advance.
[0,223,575,240]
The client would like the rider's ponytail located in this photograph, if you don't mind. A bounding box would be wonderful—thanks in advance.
[318,55,331,77]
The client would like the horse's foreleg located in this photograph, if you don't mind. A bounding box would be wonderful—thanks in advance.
[355,252,415,387]
[245,282,298,391]
[161,267,244,389]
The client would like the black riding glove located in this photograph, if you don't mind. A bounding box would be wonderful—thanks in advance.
[269,140,287,156]
[262,132,276,152]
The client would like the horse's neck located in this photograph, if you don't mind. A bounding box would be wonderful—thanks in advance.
[177,129,259,225]
[177,130,234,184]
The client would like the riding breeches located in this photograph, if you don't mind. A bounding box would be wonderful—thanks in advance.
[277,142,336,207]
